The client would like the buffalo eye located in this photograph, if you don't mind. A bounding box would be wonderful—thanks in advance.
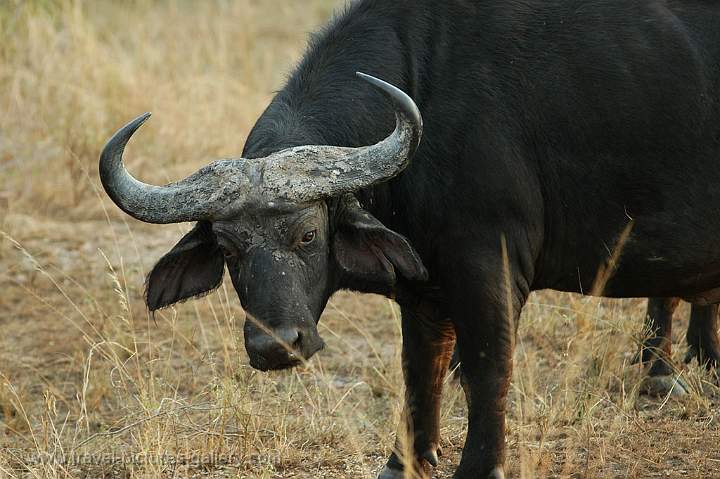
[301,230,316,244]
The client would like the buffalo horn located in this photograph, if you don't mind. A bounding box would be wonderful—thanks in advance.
[98,73,422,223]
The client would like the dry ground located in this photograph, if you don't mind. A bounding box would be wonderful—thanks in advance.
[1,1,720,478]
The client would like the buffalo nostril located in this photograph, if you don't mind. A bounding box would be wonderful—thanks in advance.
[293,330,303,350]
[277,328,299,350]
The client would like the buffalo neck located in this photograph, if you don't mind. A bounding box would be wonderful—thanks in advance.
[241,1,439,233]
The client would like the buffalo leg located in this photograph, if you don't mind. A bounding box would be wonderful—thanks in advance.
[378,295,455,479]
[637,297,679,375]
[685,303,720,369]
[637,297,688,396]
[449,260,527,479]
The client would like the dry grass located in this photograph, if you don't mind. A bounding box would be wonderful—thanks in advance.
[1,1,720,478]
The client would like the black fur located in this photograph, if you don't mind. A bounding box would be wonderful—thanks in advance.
[241,2,720,476]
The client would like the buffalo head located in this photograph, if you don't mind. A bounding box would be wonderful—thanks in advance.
[99,73,426,371]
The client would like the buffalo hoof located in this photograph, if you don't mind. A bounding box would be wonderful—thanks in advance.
[488,466,505,479]
[640,374,688,397]
[377,466,404,479]
[379,448,438,479]
[422,449,439,468]
[378,460,434,478]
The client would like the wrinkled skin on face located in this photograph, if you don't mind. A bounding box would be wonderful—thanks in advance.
[216,202,331,371]
[144,195,427,371]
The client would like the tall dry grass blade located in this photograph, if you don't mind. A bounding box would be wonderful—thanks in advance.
[590,220,634,297]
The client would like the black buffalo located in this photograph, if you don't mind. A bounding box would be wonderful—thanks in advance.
[100,1,720,477]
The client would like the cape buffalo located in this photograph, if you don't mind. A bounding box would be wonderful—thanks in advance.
[100,1,720,477]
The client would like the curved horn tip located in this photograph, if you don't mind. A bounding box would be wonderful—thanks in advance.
[124,112,152,135]
[118,112,152,140]
[355,71,422,131]
[100,112,152,160]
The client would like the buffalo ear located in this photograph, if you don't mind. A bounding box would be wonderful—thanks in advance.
[333,196,427,289]
[146,221,225,311]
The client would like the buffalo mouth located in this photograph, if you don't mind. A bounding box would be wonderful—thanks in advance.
[249,354,303,372]
[246,336,325,372]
